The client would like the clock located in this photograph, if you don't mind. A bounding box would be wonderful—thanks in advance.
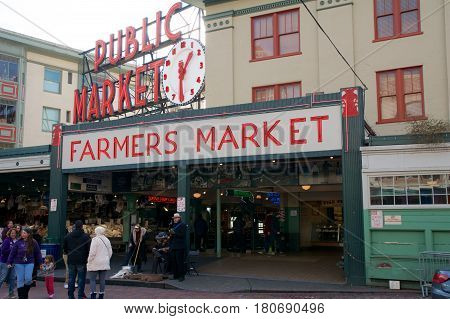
[162,38,205,106]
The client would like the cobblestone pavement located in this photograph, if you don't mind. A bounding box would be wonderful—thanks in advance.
[1,283,422,299]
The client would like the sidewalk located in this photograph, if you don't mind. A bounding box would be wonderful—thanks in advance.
[46,254,419,295]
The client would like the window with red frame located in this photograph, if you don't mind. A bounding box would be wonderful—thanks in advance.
[253,82,302,103]
[252,9,300,60]
[375,0,421,40]
[377,66,425,123]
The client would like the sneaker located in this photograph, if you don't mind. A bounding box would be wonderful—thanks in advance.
[48,294,54,299]
[64,283,68,289]
[9,294,17,299]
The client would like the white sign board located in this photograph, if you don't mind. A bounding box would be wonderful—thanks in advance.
[384,215,402,225]
[50,199,58,212]
[370,210,383,229]
[177,197,186,213]
[61,106,342,170]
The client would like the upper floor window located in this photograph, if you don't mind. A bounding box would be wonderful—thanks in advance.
[376,66,425,124]
[374,0,421,41]
[42,106,60,132]
[251,9,300,61]
[44,68,62,94]
[253,82,302,103]
[0,54,19,83]
[0,99,16,124]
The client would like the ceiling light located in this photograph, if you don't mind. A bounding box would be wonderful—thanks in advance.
[272,160,276,163]
[330,156,334,159]
[202,191,206,195]
[163,207,169,212]
[256,194,262,200]
[193,192,202,199]
[301,185,311,191]
[219,163,223,166]
[31,178,35,182]
[220,192,224,196]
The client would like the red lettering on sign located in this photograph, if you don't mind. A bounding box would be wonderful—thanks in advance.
[132,134,144,157]
[148,59,164,103]
[113,136,129,159]
[80,140,95,161]
[135,65,147,107]
[109,31,122,65]
[97,138,111,160]
[102,79,115,118]
[146,133,162,156]
[73,86,87,124]
[290,118,307,145]
[310,115,329,143]
[94,40,106,72]
[218,126,239,150]
[242,123,260,148]
[197,127,215,152]
[70,140,81,162]
[155,11,162,49]
[263,120,281,147]
[125,26,138,60]
[118,71,133,112]
[87,84,100,121]
[141,17,154,53]
[165,131,178,154]
[165,2,182,41]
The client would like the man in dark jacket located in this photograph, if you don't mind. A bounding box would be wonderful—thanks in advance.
[63,220,91,299]
[194,214,207,251]
[169,213,187,281]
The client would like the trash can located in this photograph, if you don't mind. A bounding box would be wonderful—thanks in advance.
[40,243,61,263]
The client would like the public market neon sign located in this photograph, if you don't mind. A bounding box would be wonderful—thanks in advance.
[72,2,185,125]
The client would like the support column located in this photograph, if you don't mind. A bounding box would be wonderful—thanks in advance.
[47,145,68,246]
[216,188,221,258]
[341,87,366,285]
[123,194,137,244]
[177,164,191,250]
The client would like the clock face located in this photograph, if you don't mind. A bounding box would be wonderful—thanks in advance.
[162,39,205,106]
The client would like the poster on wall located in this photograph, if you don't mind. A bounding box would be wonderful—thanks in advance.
[177,197,186,213]
[370,210,383,228]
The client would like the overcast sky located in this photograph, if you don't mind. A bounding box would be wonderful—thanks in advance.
[0,0,188,51]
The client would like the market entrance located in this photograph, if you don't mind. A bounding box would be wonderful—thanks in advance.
[189,158,345,283]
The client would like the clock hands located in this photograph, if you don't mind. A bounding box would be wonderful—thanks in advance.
[177,51,194,103]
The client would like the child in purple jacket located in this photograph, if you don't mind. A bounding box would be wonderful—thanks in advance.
[7,228,42,299]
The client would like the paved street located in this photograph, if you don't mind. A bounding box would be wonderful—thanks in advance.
[1,282,422,299]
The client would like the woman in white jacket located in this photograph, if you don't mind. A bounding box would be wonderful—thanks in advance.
[87,226,113,299]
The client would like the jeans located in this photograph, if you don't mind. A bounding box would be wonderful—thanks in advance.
[0,262,16,295]
[88,270,107,294]
[14,263,34,288]
[170,249,186,279]
[68,264,87,299]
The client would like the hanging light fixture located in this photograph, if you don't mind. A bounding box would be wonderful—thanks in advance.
[193,192,202,199]
[256,194,262,200]
[301,185,311,191]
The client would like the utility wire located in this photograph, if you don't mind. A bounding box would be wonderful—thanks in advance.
[300,0,368,90]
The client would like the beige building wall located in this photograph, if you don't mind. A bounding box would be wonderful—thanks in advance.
[22,51,79,146]
[199,0,450,136]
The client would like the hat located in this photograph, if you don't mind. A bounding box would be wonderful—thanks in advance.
[155,232,168,240]
[172,213,181,219]
[134,224,141,229]
[74,220,83,230]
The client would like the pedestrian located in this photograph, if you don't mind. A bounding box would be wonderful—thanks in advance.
[169,213,187,282]
[233,215,246,254]
[30,227,43,288]
[41,255,55,298]
[63,220,91,299]
[87,226,113,299]
[194,214,208,251]
[0,228,18,298]
[6,228,42,299]
[1,220,13,241]
[123,224,148,272]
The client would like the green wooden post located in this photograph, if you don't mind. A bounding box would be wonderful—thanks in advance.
[216,188,222,258]
[341,87,366,285]
[177,164,191,251]
[123,194,137,244]
[47,145,68,246]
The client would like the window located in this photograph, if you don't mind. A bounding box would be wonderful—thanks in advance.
[44,68,62,94]
[0,99,16,124]
[369,174,450,206]
[374,0,421,41]
[252,9,300,60]
[0,54,19,82]
[42,107,60,132]
[376,66,424,123]
[68,72,73,85]
[66,111,71,123]
[253,82,302,103]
